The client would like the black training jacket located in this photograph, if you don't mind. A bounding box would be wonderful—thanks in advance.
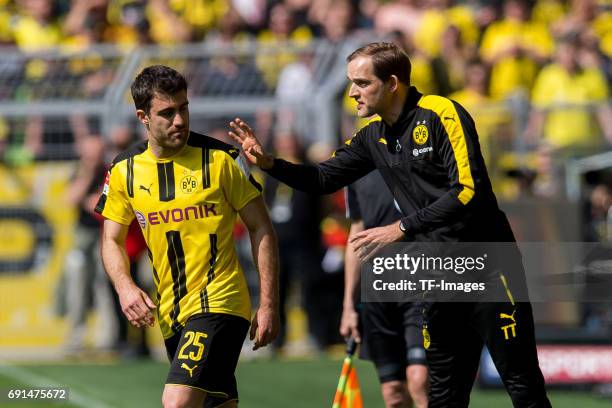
[265,87,515,243]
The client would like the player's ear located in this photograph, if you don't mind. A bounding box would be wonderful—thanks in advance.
[136,109,149,127]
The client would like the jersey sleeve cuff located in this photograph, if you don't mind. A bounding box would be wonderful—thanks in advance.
[97,211,132,226]
[234,189,262,212]
[400,215,421,236]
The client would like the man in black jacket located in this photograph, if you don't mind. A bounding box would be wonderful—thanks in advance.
[229,42,550,407]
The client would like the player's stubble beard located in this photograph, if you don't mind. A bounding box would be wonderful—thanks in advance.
[150,125,189,157]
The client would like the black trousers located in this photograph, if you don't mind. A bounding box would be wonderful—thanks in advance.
[425,301,551,407]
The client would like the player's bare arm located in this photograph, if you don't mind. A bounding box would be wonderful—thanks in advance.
[341,220,365,343]
[228,118,274,169]
[238,196,280,350]
[101,219,156,328]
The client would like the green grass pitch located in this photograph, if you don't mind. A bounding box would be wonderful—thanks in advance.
[0,359,610,407]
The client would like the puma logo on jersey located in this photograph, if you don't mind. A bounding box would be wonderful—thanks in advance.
[444,115,455,122]
[140,183,153,195]
[181,363,197,378]
[500,310,516,324]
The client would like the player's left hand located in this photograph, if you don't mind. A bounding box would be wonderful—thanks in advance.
[349,221,404,261]
[250,306,280,351]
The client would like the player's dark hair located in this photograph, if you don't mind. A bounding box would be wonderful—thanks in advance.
[347,42,411,85]
[130,65,187,113]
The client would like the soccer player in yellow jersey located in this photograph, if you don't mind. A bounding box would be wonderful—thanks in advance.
[96,65,279,408]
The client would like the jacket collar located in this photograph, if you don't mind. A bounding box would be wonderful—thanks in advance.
[384,86,422,133]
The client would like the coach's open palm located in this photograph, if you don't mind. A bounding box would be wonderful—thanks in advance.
[228,118,274,169]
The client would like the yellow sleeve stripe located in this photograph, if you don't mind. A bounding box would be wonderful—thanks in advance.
[334,117,382,157]
[418,95,475,205]
[332,136,354,156]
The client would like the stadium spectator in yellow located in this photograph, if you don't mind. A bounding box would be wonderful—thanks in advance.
[142,0,193,44]
[527,35,612,152]
[592,7,612,58]
[96,65,279,408]
[9,0,63,50]
[256,2,313,87]
[450,59,512,166]
[62,0,109,48]
[103,0,153,47]
[480,0,553,100]
[531,0,566,29]
[100,0,189,47]
[205,4,252,47]
[164,0,228,40]
[412,0,478,59]
[430,25,472,96]
[552,0,612,59]
[0,0,12,44]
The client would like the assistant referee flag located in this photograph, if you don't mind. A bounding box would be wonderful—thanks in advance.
[332,337,363,408]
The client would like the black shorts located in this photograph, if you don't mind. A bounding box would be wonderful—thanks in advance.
[360,301,427,383]
[165,313,249,407]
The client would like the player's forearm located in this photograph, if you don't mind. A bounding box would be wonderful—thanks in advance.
[250,225,279,310]
[101,234,135,293]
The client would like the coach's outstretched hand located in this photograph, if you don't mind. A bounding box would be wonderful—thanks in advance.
[250,306,280,351]
[228,118,274,169]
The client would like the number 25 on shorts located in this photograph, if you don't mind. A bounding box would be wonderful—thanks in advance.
[178,331,208,362]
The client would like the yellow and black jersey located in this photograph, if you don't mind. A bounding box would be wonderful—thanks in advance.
[266,87,514,243]
[96,132,261,339]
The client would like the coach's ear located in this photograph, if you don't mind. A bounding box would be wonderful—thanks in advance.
[388,75,399,93]
[136,109,149,128]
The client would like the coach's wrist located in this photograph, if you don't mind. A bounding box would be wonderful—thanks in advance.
[260,155,275,170]
[399,219,407,235]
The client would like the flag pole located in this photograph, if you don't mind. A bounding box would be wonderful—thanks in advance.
[332,337,358,408]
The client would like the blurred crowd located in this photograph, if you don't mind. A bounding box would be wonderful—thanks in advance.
[0,0,610,191]
[0,0,610,93]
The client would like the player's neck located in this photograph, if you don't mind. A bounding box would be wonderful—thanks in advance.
[148,139,187,159]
